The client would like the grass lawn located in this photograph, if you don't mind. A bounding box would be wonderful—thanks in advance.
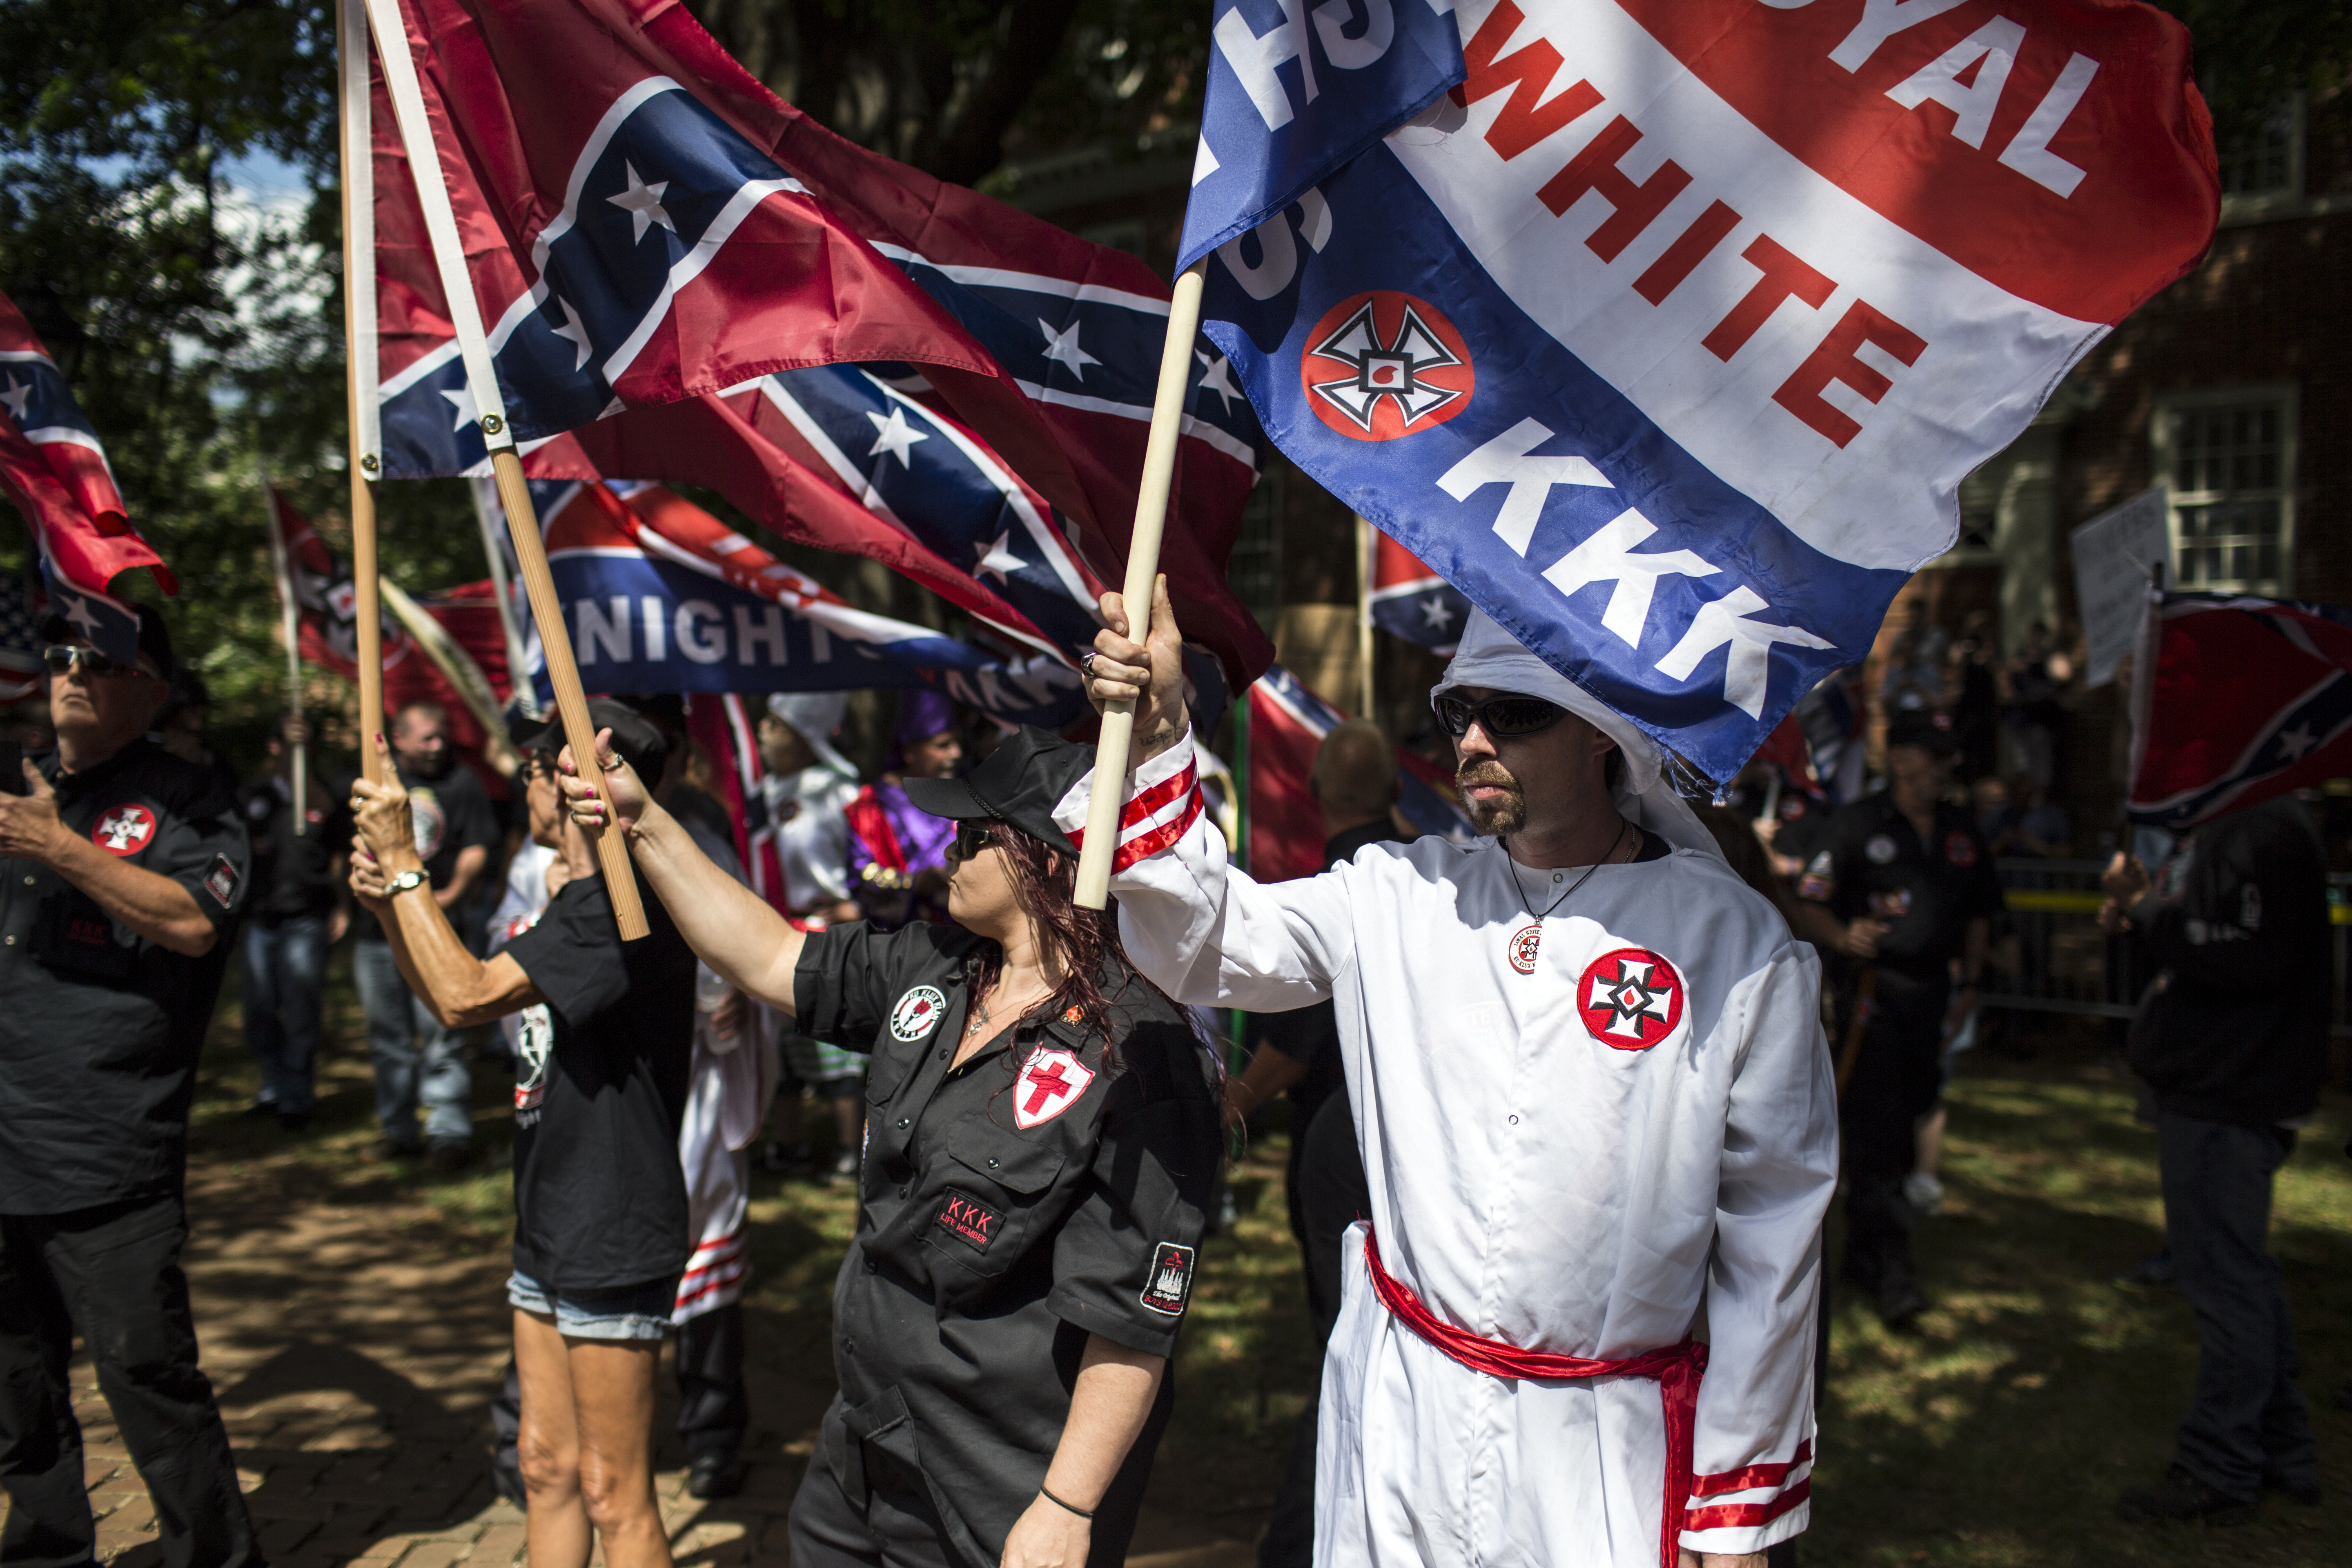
[188,965,2352,1564]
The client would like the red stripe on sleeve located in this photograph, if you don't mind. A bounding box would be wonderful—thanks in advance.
[1691,1439,1811,1498]
[1682,1478,1809,1534]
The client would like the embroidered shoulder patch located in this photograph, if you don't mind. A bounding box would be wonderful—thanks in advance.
[1140,1241,1197,1316]
[890,986,949,1042]
[201,854,242,910]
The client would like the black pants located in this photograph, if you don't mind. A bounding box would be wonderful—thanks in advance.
[1838,967,1947,1294]
[2159,1114,2317,1500]
[1260,1093,1372,1568]
[673,1303,748,1457]
[0,1194,262,1568]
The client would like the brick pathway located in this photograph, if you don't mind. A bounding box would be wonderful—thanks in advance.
[11,1094,1256,1568]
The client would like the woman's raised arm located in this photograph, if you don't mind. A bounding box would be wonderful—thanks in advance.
[561,728,808,1016]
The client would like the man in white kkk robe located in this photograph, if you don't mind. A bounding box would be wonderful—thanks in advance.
[1069,584,1837,1567]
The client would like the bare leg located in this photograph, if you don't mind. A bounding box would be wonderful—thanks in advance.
[1915,1103,1947,1180]
[514,1311,591,1568]
[567,1337,673,1568]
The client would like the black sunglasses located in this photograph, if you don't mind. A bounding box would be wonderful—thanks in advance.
[1432,693,1570,739]
[950,820,998,860]
[42,644,138,679]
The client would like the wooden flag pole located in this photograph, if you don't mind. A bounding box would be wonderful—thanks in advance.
[337,0,386,785]
[1074,259,1206,911]
[261,478,309,833]
[360,0,647,938]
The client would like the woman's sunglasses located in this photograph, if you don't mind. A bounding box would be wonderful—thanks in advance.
[950,820,998,860]
[1431,693,1569,739]
[42,644,140,679]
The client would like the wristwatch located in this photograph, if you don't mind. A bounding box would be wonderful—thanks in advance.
[385,869,429,897]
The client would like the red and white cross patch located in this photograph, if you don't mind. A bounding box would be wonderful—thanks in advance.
[1012,1046,1096,1129]
[1575,948,1686,1051]
[91,803,157,857]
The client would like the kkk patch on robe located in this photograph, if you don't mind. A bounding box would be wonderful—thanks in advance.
[1576,948,1685,1051]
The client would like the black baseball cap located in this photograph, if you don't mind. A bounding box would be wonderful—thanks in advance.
[511,698,670,791]
[43,604,174,677]
[1885,708,1960,755]
[902,726,1087,855]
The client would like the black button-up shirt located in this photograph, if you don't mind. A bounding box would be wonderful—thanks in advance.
[0,740,249,1214]
[794,920,1220,1566]
[1800,791,2003,971]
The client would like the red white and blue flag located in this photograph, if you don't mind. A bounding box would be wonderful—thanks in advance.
[2126,592,2352,830]
[1183,0,2216,781]
[0,287,172,668]
[1367,529,1471,654]
[360,0,1270,685]
[506,477,1092,728]
[1246,664,1473,883]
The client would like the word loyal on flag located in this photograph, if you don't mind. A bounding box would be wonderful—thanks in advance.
[1183,0,2217,780]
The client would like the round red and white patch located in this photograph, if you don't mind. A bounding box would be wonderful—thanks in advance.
[91,803,157,856]
[1575,947,1686,1051]
[1298,291,1475,442]
[1944,831,1979,869]
[1506,924,1543,975]
[1013,1046,1096,1129]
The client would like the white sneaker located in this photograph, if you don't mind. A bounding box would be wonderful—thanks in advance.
[1903,1172,1945,1215]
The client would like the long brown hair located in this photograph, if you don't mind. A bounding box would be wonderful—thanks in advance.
[958,820,1188,1070]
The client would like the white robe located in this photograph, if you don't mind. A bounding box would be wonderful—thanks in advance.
[1069,734,1838,1564]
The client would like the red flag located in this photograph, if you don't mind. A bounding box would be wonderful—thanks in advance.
[2127,592,2352,829]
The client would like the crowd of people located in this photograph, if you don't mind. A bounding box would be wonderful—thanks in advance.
[0,586,2336,1568]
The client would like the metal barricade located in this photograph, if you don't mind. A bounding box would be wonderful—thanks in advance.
[1983,860,2352,1037]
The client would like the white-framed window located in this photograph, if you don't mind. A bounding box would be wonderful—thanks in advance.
[2218,94,2313,225]
[2152,384,2298,595]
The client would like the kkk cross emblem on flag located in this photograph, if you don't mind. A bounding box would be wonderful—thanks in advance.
[1575,947,1685,1051]
[1013,1046,1096,1129]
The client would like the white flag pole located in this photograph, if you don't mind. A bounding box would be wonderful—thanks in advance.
[468,477,541,719]
[360,0,647,939]
[1073,259,1206,911]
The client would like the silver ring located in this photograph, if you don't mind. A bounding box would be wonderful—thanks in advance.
[1079,650,1099,680]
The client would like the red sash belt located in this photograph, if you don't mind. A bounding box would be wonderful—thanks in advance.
[1362,1227,1707,1568]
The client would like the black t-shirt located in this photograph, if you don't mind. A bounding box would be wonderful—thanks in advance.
[501,866,697,1290]
[0,741,250,1214]
[1800,792,2004,970]
[350,760,498,941]
[795,922,1221,1568]
[240,774,353,922]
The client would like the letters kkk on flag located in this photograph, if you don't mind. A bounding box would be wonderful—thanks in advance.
[1183,0,2217,781]
[0,287,174,669]
[359,0,1271,688]
[2126,591,2352,831]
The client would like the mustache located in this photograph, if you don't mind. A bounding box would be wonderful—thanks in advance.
[1457,762,1519,793]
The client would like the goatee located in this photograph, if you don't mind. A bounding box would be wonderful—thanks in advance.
[1459,763,1525,837]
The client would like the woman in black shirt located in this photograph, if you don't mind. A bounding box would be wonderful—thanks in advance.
[566,722,1221,1568]
[350,702,695,1568]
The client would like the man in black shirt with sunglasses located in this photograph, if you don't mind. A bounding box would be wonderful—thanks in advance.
[0,608,261,1568]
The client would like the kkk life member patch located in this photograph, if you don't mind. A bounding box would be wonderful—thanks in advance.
[1140,1242,1198,1316]
[891,986,949,1042]
[933,1189,1002,1253]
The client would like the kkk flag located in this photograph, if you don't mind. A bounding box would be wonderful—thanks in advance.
[1181,0,2216,781]
[2126,592,2352,830]
[1367,530,1472,654]
[360,0,1270,685]
[0,288,174,668]
[1247,664,1473,883]
[518,479,1091,729]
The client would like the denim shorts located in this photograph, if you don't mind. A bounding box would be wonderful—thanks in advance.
[507,1269,678,1341]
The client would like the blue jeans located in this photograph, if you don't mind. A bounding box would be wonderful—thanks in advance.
[2158,1112,2317,1499]
[353,938,472,1146]
[239,916,327,1116]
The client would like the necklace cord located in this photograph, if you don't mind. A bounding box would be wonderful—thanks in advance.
[1504,817,1630,921]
